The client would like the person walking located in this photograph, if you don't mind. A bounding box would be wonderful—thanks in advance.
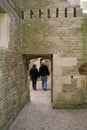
[39,62,49,91]
[29,64,39,91]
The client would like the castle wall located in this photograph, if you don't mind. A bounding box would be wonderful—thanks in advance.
[21,0,87,108]
[0,0,87,129]
[0,1,29,130]
[68,0,80,5]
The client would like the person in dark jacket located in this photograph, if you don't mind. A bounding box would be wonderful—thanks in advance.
[39,62,49,91]
[29,64,39,90]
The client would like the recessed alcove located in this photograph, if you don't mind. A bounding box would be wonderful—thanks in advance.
[0,12,10,49]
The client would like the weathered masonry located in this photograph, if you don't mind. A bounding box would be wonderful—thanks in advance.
[21,0,87,108]
[21,7,77,19]
[0,0,87,130]
[0,1,29,130]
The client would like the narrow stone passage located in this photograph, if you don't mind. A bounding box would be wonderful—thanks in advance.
[9,78,87,130]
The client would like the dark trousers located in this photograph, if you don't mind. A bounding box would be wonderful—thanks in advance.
[32,79,37,90]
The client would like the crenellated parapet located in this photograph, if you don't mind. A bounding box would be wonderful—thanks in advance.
[21,6,82,20]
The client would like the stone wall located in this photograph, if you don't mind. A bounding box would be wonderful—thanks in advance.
[0,0,29,130]
[68,0,80,5]
[21,0,87,108]
[21,0,82,58]
[53,54,86,108]
[0,0,87,129]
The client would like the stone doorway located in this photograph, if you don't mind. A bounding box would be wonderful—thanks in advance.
[22,53,53,103]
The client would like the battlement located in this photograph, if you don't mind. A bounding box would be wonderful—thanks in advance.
[21,7,82,20]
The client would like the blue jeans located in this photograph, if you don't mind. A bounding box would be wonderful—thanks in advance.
[41,76,47,89]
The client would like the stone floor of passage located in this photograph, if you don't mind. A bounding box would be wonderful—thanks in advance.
[9,78,87,130]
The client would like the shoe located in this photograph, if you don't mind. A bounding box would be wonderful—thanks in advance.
[34,88,36,91]
[44,88,46,91]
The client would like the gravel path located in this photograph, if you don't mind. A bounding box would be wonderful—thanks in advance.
[9,79,87,130]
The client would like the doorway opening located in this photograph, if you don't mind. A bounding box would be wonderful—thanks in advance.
[22,53,53,103]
